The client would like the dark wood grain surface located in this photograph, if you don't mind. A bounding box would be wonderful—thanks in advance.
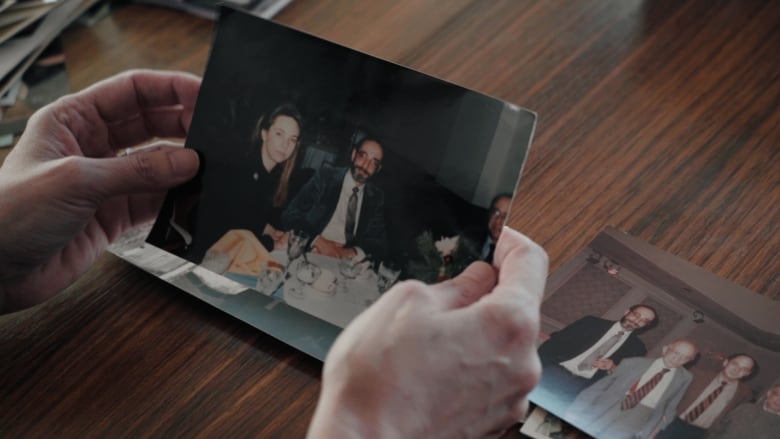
[1,0,778,436]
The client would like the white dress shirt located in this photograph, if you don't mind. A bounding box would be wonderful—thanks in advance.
[560,322,632,379]
[320,171,364,244]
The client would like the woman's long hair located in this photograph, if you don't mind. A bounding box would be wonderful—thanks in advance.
[251,103,303,207]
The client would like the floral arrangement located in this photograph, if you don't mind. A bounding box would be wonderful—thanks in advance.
[407,231,480,283]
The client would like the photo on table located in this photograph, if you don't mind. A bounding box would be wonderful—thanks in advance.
[519,406,590,439]
[529,227,780,439]
[135,7,535,358]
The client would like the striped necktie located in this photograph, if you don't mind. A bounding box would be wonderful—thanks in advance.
[621,368,670,410]
[683,381,727,423]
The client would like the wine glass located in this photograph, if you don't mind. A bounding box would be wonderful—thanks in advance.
[376,261,401,293]
[339,253,366,279]
[286,229,309,274]
[255,261,283,295]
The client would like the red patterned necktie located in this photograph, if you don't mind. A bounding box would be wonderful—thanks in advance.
[683,381,727,423]
[621,368,670,410]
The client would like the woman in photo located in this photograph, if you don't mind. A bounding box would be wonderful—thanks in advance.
[251,103,304,249]
[157,102,305,265]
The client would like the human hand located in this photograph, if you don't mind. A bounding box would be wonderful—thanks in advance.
[592,358,616,371]
[0,70,201,313]
[264,223,288,250]
[263,223,283,240]
[311,236,356,259]
[273,231,289,251]
[307,227,548,438]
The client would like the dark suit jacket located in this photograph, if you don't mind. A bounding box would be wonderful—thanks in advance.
[281,166,387,260]
[675,368,752,426]
[538,315,647,381]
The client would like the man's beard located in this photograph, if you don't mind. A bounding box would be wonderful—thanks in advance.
[619,317,634,330]
[351,165,370,183]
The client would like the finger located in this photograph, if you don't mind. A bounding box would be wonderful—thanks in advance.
[125,191,168,228]
[115,140,185,157]
[432,261,497,309]
[490,227,548,306]
[471,394,530,438]
[90,143,200,198]
[58,70,201,156]
[505,396,530,427]
[103,106,196,154]
[77,69,201,124]
[93,191,168,242]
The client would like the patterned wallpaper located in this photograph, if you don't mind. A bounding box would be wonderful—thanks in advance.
[542,263,631,327]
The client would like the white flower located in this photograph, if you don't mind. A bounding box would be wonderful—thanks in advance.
[434,236,459,257]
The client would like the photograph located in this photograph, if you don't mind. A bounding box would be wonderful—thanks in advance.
[109,222,341,360]
[529,227,780,439]
[520,406,590,439]
[145,7,536,335]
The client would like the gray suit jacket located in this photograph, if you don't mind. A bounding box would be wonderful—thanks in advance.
[567,356,693,438]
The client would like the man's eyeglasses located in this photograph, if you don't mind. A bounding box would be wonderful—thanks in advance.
[489,208,508,220]
[356,150,382,170]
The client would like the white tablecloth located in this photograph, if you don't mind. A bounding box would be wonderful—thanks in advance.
[270,251,381,328]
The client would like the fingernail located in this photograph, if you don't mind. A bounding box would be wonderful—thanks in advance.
[168,149,200,178]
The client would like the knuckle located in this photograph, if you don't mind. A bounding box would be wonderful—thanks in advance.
[116,69,144,85]
[51,157,101,204]
[518,304,541,337]
[507,397,529,423]
[56,156,89,186]
[479,301,538,344]
[32,97,75,131]
[531,241,549,267]
[513,352,542,395]
[520,235,549,265]
[389,279,431,301]
[128,152,161,184]
[393,279,427,294]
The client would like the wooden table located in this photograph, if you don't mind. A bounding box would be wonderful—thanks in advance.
[2,0,778,436]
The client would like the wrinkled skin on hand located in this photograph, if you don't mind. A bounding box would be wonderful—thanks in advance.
[308,227,548,438]
[0,70,201,313]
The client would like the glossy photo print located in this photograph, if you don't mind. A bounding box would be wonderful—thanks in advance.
[136,7,535,359]
[529,227,780,439]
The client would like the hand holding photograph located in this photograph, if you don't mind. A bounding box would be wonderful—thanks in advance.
[108,6,536,360]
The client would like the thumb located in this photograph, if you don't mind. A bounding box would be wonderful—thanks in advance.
[432,261,497,309]
[92,145,199,196]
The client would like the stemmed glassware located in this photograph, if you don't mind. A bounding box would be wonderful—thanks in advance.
[285,229,311,298]
[376,261,401,293]
[255,261,284,295]
[339,253,367,279]
[286,229,309,275]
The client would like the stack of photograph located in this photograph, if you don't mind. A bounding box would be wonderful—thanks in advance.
[0,0,102,147]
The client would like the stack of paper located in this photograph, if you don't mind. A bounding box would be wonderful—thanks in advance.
[133,0,293,21]
[0,0,100,147]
